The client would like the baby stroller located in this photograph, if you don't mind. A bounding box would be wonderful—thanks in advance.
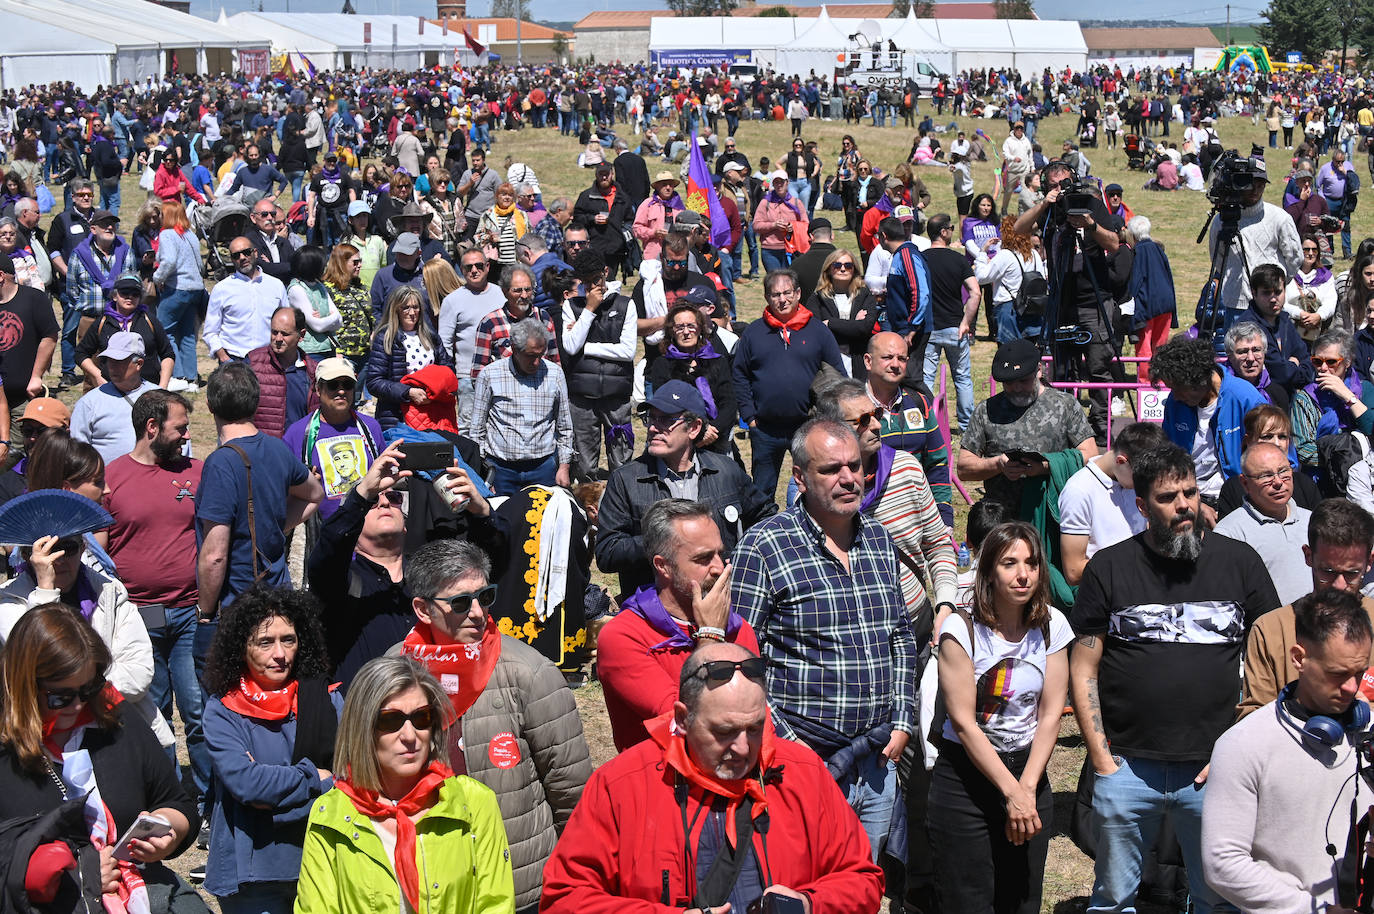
[1124,134,1147,170]
[200,197,253,281]
[1079,120,1097,148]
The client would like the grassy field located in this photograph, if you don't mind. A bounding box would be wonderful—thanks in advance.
[61,105,1313,911]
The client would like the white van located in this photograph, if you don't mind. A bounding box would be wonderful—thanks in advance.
[728,62,760,80]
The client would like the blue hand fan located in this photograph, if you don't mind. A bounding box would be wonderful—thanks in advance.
[0,490,114,546]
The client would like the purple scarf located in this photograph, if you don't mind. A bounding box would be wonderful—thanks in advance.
[620,584,744,651]
[860,444,897,513]
[102,302,147,331]
[664,342,721,418]
[18,561,99,620]
[651,192,684,210]
[1295,265,1333,288]
[766,188,805,220]
[1303,371,1363,437]
[71,235,131,299]
[873,193,897,216]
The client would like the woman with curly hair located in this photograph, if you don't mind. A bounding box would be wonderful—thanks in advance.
[201,585,341,914]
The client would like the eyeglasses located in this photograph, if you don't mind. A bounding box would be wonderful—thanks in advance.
[429,584,498,613]
[565,239,589,248]
[348,257,362,265]
[375,706,436,734]
[1303,246,1320,253]
[664,259,689,268]
[1245,466,1293,485]
[322,378,356,392]
[639,411,687,431]
[831,262,855,272]
[253,212,278,222]
[44,675,106,710]
[671,323,700,334]
[848,407,884,429]
[691,657,766,684]
[1312,356,1346,369]
[230,247,255,258]
[398,304,422,313]
[378,490,405,506]
[73,191,94,198]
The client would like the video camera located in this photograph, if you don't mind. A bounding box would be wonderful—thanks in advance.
[1051,174,1097,219]
[1206,150,1266,213]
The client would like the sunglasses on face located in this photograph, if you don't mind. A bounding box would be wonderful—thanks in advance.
[566,240,589,248]
[322,378,355,392]
[375,706,436,734]
[44,675,106,710]
[692,657,766,684]
[230,247,255,258]
[429,584,498,613]
[1313,356,1346,368]
[1303,246,1319,253]
[664,259,689,268]
[463,262,487,272]
[831,262,856,272]
[850,408,884,429]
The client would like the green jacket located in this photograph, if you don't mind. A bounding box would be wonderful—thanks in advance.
[1019,447,1085,610]
[295,776,516,914]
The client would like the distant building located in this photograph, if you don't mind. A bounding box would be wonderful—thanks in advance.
[1082,27,1221,70]
[436,0,466,18]
[431,16,572,63]
[149,0,191,12]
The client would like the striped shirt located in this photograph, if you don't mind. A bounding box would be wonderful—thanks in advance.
[469,304,560,379]
[866,451,959,623]
[871,383,952,527]
[731,504,918,742]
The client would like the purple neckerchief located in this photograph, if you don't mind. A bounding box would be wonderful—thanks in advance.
[860,444,897,513]
[664,343,721,418]
[102,302,147,330]
[873,194,897,215]
[71,235,130,298]
[620,584,743,651]
[651,193,684,210]
[1296,265,1333,287]
[1254,366,1274,404]
[766,188,804,219]
[18,561,99,620]
[1304,371,1363,437]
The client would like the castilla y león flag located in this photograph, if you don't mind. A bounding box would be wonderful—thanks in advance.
[686,131,731,250]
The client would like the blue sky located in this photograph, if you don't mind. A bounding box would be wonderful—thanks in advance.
[189,0,1265,26]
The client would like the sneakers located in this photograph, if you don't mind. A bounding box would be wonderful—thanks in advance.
[197,819,210,849]
[1111,395,1132,417]
[188,864,206,883]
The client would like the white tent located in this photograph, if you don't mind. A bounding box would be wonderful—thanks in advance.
[220,12,480,72]
[0,0,268,91]
[773,7,861,80]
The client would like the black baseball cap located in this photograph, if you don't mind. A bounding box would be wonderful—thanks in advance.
[991,339,1042,382]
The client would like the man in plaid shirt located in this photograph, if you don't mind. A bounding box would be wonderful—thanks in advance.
[730,416,917,861]
[469,264,560,378]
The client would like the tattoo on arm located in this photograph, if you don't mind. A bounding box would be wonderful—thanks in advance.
[1085,676,1110,756]
[1076,634,1097,649]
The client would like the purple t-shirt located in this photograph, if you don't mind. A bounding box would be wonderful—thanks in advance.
[282,412,386,518]
[961,216,1000,261]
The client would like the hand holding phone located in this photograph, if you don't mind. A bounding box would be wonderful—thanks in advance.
[112,813,173,862]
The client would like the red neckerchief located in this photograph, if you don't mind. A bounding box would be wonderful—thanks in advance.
[219,677,299,721]
[646,710,775,848]
[761,305,813,347]
[400,618,502,721]
[335,762,454,912]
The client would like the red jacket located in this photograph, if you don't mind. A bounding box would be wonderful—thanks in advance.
[541,736,884,914]
[399,364,460,433]
[597,609,759,752]
[247,345,319,439]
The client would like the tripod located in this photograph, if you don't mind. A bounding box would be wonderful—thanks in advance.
[1195,203,1248,354]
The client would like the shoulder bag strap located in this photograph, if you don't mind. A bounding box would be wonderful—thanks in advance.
[220,441,262,582]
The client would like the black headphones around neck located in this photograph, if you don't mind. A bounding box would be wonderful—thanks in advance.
[1278,682,1371,746]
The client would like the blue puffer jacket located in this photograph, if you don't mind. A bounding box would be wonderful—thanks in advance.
[202,689,344,898]
[364,329,454,430]
[1162,368,1265,481]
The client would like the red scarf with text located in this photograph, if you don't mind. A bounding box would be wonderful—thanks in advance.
[218,677,299,721]
[335,761,454,912]
[761,305,813,346]
[400,618,502,720]
[646,710,775,848]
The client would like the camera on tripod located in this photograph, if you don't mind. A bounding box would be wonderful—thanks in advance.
[1052,176,1097,218]
[1207,150,1265,213]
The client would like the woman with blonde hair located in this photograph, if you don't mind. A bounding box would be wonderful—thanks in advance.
[151,198,205,391]
[323,243,375,387]
[296,656,513,914]
[806,248,879,377]
[365,286,453,430]
[970,215,1046,343]
[476,182,527,273]
[422,257,461,331]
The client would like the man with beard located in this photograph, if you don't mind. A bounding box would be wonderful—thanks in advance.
[958,339,1097,512]
[597,498,760,751]
[731,417,918,859]
[1070,444,1279,914]
[228,144,288,196]
[104,388,210,809]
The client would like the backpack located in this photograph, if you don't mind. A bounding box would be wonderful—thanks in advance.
[1014,251,1050,318]
[1316,430,1369,497]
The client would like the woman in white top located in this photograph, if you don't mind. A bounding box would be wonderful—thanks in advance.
[970,216,1045,345]
[1285,238,1339,341]
[928,521,1072,914]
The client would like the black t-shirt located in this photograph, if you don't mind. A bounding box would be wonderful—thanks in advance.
[1070,531,1279,761]
[309,171,355,211]
[0,285,60,405]
[923,246,974,330]
[1043,196,1123,317]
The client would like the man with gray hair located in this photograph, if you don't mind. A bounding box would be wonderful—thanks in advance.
[46,176,99,386]
[534,196,573,254]
[11,199,52,289]
[470,264,560,377]
[402,537,591,914]
[731,416,917,859]
[518,233,572,315]
[471,317,574,495]
[597,497,760,751]
[1223,321,1291,407]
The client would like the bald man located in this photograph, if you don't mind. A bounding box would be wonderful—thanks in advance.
[1213,442,1311,606]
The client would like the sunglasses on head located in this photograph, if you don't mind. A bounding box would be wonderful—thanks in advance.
[692,657,766,684]
[44,675,105,710]
[375,706,436,734]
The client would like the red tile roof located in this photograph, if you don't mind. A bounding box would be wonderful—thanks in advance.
[1082,27,1222,51]
[429,16,571,40]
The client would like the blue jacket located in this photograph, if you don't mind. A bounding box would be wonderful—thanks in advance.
[530,251,572,315]
[1125,239,1177,328]
[731,315,845,434]
[1242,303,1314,392]
[202,690,344,897]
[884,242,932,336]
[364,330,454,430]
[1162,369,1265,482]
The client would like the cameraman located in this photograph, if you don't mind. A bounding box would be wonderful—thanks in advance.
[1206,153,1302,318]
[1202,588,1372,914]
[1013,160,1122,445]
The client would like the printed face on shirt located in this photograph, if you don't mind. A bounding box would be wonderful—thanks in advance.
[244,615,299,690]
[322,437,367,498]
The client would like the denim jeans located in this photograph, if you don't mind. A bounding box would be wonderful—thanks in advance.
[716,248,736,316]
[100,181,121,215]
[158,288,202,380]
[923,326,973,429]
[147,604,210,800]
[994,299,1021,344]
[489,453,557,496]
[1089,755,1228,914]
[836,751,898,861]
[736,225,760,277]
[760,248,790,273]
[217,881,297,914]
[748,425,791,504]
[286,170,305,202]
[455,377,475,429]
[789,179,811,213]
[1324,195,1353,257]
[59,294,90,375]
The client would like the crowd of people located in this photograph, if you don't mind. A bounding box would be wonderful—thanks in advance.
[1,51,1374,914]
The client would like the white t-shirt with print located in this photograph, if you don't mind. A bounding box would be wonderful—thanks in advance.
[940,607,1074,752]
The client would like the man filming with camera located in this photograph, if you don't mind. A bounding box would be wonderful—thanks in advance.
[1202,588,1372,914]
[1013,160,1122,446]
[1204,152,1302,325]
